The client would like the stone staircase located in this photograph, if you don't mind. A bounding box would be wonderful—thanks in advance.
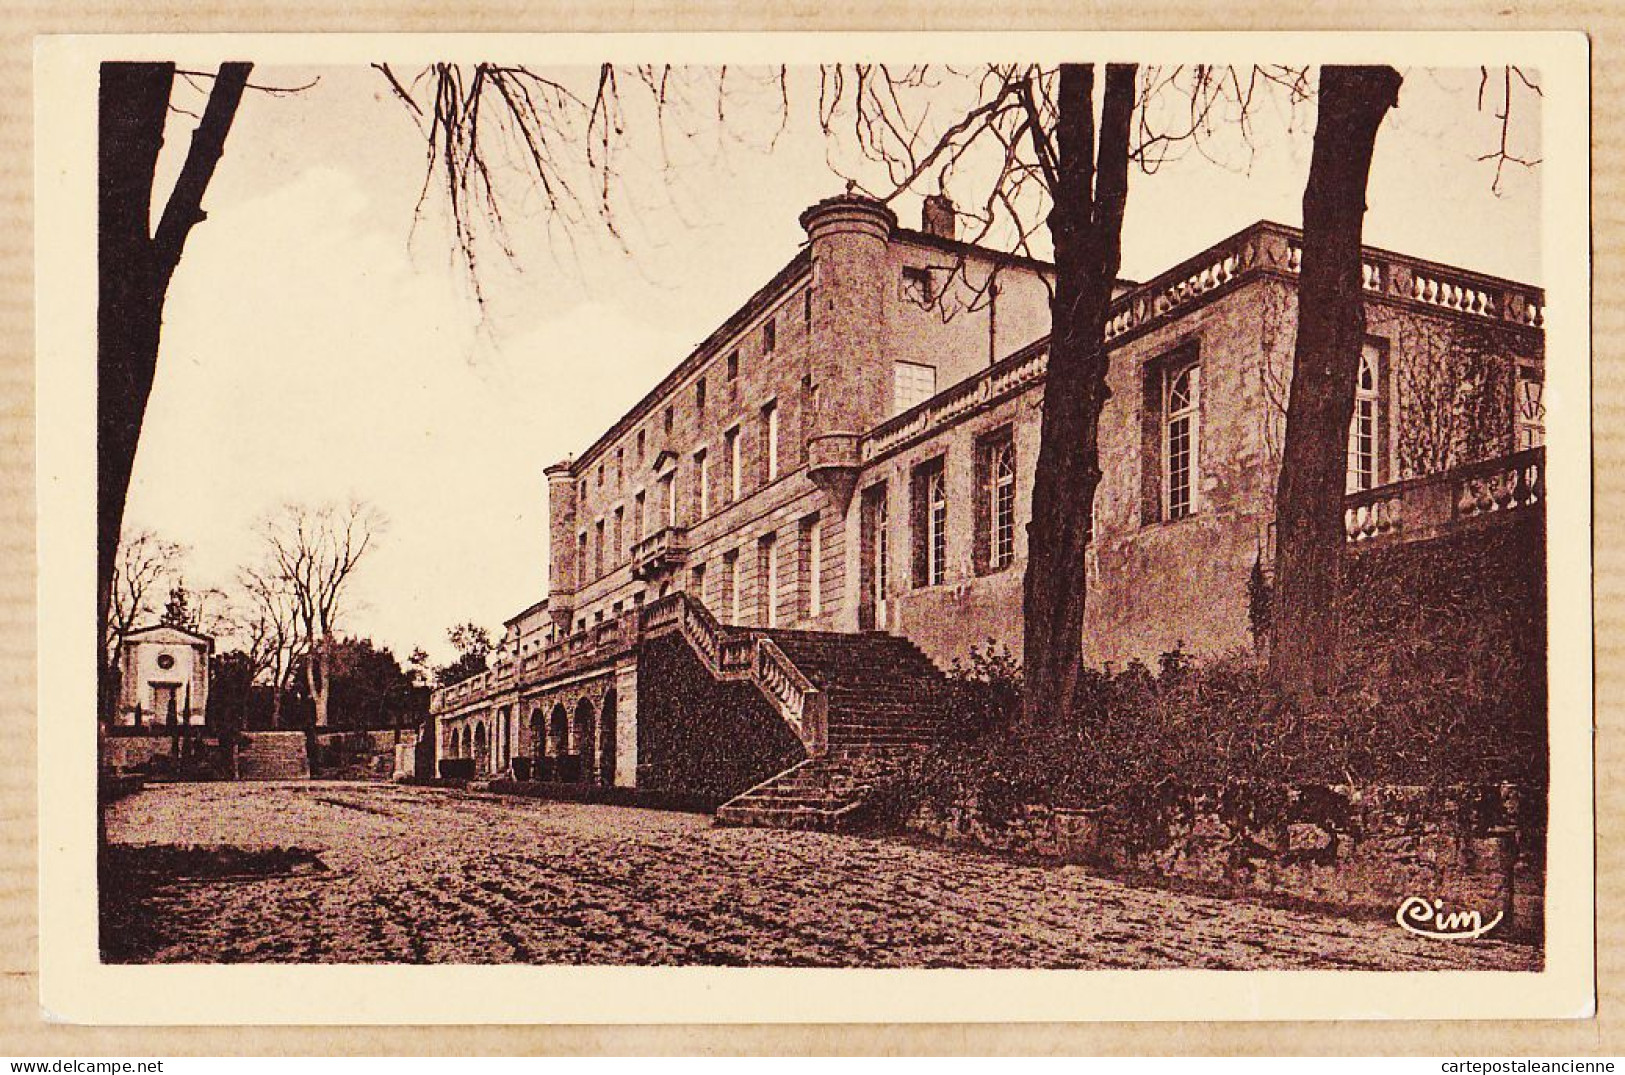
[715,631,952,831]
[237,731,311,781]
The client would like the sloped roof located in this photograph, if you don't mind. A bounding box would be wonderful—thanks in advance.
[122,623,214,645]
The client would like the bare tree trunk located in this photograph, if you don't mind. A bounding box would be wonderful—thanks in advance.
[1021,63,1135,726]
[98,63,171,697]
[270,668,285,729]
[308,636,331,727]
[96,62,250,660]
[1269,65,1402,700]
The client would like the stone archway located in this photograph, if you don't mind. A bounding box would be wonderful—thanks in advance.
[572,697,595,785]
[530,708,544,764]
[598,689,618,787]
[548,704,568,780]
[473,722,488,775]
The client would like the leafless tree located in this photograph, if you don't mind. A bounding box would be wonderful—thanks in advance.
[1477,65,1543,194]
[99,64,250,665]
[1269,66,1405,699]
[1268,64,1540,699]
[388,61,1315,725]
[102,528,186,720]
[97,63,316,689]
[259,501,383,728]
[373,63,792,308]
[237,563,307,728]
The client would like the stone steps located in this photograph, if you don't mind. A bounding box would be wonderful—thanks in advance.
[237,731,310,781]
[717,629,951,831]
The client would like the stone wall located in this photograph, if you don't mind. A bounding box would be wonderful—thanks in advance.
[906,783,1544,940]
[100,733,178,772]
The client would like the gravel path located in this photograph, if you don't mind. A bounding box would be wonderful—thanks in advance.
[100,781,1541,969]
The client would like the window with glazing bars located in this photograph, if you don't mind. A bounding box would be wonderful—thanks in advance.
[1163,362,1199,520]
[1346,343,1381,493]
[991,440,1016,569]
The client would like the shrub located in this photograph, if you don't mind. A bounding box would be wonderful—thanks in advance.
[438,758,475,780]
[879,515,1547,838]
[940,642,1024,742]
[879,643,1545,832]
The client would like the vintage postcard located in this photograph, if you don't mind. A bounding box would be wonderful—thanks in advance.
[34,31,1593,1024]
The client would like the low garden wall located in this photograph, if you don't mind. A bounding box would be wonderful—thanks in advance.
[903,783,1544,940]
[100,733,179,772]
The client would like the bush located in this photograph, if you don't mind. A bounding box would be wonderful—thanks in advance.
[877,517,1547,837]
[879,642,1545,832]
[940,642,1025,742]
[439,758,475,780]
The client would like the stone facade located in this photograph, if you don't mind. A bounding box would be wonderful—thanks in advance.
[429,195,1545,792]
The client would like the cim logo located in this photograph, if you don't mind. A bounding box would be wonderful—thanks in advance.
[1395,895,1504,940]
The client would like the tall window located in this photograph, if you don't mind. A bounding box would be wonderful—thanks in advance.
[594,519,606,578]
[727,350,739,381]
[1346,343,1381,493]
[636,429,645,463]
[862,484,890,630]
[722,551,740,625]
[690,562,706,601]
[893,361,937,416]
[803,288,813,332]
[726,426,742,502]
[695,376,707,413]
[758,532,779,627]
[633,490,646,541]
[658,469,677,528]
[615,448,623,488]
[913,458,948,587]
[877,495,889,599]
[663,406,674,435]
[762,401,779,482]
[1516,364,1545,450]
[763,317,776,354]
[929,470,948,585]
[801,514,822,619]
[695,448,710,517]
[991,440,1016,569]
[1163,362,1200,520]
[613,507,625,563]
[576,531,587,582]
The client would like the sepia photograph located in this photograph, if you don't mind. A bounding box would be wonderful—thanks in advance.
[31,31,1594,1025]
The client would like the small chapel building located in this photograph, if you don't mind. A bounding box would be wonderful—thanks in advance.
[113,623,212,731]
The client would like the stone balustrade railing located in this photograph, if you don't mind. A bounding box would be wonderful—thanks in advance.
[865,222,1543,466]
[1344,447,1544,548]
[431,613,638,714]
[630,525,689,580]
[645,593,826,753]
[863,343,1048,462]
[754,637,828,755]
[434,590,829,755]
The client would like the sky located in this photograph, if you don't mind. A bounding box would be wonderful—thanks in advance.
[122,63,1543,664]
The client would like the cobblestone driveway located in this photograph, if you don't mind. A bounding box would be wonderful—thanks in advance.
[102,781,1539,969]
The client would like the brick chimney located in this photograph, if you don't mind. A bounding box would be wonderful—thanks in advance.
[921,194,956,240]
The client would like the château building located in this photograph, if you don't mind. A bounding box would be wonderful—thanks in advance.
[430,191,1545,826]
